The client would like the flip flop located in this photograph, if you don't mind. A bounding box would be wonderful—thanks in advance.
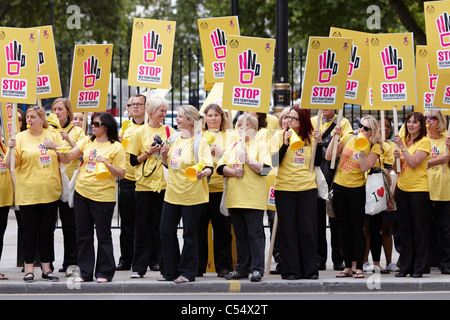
[336,272,352,278]
[354,272,365,278]
[174,275,191,283]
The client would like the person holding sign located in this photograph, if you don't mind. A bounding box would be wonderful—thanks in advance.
[270,105,323,280]
[6,105,63,282]
[159,105,213,283]
[127,96,175,278]
[217,114,272,282]
[325,115,383,278]
[55,112,126,283]
[0,128,13,280]
[424,110,450,274]
[392,112,431,278]
[51,98,86,274]
[198,103,233,278]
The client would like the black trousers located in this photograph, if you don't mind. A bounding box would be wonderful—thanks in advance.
[275,189,318,279]
[118,178,136,266]
[333,183,366,270]
[74,191,116,281]
[229,208,265,275]
[160,202,204,281]
[132,190,165,275]
[19,201,58,264]
[56,200,78,269]
[431,201,450,270]
[0,206,9,262]
[316,197,343,266]
[198,192,233,274]
[396,188,431,274]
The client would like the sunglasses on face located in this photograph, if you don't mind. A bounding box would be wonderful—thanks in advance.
[358,123,372,132]
[92,121,104,128]
[425,115,437,121]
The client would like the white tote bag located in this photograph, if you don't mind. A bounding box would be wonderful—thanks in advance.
[365,170,387,215]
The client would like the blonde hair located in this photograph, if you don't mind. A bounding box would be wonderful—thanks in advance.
[236,114,258,131]
[145,96,168,117]
[26,105,49,128]
[51,98,74,123]
[360,115,382,146]
[177,105,203,133]
[278,107,290,128]
[424,110,447,133]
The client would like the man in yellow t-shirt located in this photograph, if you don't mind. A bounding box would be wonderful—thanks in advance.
[116,94,146,271]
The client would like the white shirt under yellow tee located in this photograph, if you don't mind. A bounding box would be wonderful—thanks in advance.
[334,133,382,188]
[164,135,213,206]
[428,135,449,200]
[0,142,13,207]
[75,136,126,202]
[126,125,175,192]
[271,130,316,192]
[120,120,144,181]
[397,136,431,192]
[12,128,64,206]
[218,138,272,211]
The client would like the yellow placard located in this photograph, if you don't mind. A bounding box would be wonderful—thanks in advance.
[267,174,276,211]
[300,37,351,110]
[368,33,416,109]
[0,27,39,104]
[198,16,240,88]
[330,28,370,106]
[415,46,447,114]
[200,82,224,113]
[424,1,450,74]
[128,18,176,89]
[431,72,450,115]
[33,26,62,99]
[68,44,113,112]
[222,36,275,113]
[0,102,19,146]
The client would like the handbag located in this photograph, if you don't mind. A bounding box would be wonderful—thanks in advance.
[219,178,229,217]
[365,167,388,215]
[59,163,70,203]
[315,166,329,200]
[68,161,82,208]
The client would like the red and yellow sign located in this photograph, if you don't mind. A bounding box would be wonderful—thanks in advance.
[68,44,113,112]
[0,27,39,104]
[222,36,275,113]
[128,18,176,89]
[300,37,351,110]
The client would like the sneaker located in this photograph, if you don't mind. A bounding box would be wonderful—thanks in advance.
[386,263,400,272]
[130,272,143,278]
[250,271,263,282]
[363,262,373,272]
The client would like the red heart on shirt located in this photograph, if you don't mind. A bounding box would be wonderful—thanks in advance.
[377,187,384,198]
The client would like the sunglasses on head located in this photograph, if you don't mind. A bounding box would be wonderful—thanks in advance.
[92,121,104,128]
[358,122,371,132]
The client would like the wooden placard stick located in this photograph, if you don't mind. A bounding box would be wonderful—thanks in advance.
[310,110,322,172]
[380,110,385,142]
[330,109,343,169]
[393,106,401,173]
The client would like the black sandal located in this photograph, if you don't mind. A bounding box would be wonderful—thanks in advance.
[23,272,34,282]
[42,271,59,282]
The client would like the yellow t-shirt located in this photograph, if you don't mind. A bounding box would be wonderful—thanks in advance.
[267,114,280,131]
[120,121,144,181]
[428,135,450,200]
[126,125,175,192]
[12,128,63,205]
[379,140,395,168]
[75,137,126,202]
[164,135,213,205]
[204,129,229,193]
[397,136,431,192]
[271,130,316,192]
[60,123,85,179]
[311,114,354,139]
[218,138,272,211]
[334,133,382,188]
[0,142,13,207]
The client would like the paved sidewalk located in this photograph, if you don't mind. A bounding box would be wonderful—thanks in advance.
[1,210,449,295]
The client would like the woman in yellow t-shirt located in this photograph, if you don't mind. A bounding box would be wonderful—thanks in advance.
[51,98,85,274]
[218,114,272,282]
[424,110,450,274]
[326,115,382,278]
[126,96,174,278]
[159,105,213,283]
[0,129,13,280]
[271,106,322,280]
[6,105,63,282]
[56,112,126,283]
[393,112,431,278]
[197,103,233,277]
